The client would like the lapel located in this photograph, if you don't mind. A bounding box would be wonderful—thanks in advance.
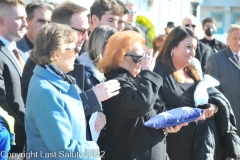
[226,47,240,70]
[0,40,22,75]
[16,36,31,57]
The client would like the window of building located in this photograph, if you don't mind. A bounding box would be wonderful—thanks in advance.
[212,12,225,34]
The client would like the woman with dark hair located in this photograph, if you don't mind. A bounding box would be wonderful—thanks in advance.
[98,30,185,160]
[153,26,239,160]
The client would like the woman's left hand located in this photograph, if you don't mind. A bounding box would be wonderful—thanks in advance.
[203,103,218,119]
[163,123,188,133]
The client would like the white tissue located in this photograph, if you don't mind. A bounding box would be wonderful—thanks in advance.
[194,74,220,107]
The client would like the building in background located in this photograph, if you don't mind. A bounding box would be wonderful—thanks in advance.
[24,0,239,43]
[200,0,240,43]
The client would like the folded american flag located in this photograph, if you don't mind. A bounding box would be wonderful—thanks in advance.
[144,107,204,129]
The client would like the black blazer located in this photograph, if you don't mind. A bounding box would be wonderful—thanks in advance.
[195,41,212,73]
[0,40,27,153]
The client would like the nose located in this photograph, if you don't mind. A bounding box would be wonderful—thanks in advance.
[112,22,118,29]
[82,31,89,41]
[22,18,28,28]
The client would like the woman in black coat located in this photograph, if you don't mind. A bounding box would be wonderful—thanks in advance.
[98,30,185,160]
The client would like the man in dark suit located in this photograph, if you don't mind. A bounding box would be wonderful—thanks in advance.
[0,0,28,156]
[206,24,240,136]
[16,0,53,58]
[182,15,212,73]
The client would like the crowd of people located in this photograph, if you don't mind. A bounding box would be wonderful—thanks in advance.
[0,0,239,160]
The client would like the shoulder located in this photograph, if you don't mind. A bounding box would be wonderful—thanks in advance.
[198,41,211,51]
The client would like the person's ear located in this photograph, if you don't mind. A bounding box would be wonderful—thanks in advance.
[91,15,100,27]
[50,52,60,62]
[0,17,4,26]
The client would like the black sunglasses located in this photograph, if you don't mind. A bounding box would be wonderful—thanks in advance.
[125,53,142,63]
[66,47,79,54]
[185,24,196,28]
[71,27,88,36]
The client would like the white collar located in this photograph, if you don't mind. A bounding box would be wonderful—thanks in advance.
[0,36,16,51]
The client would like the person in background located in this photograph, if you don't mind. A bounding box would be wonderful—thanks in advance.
[79,25,117,88]
[205,24,240,136]
[200,17,226,52]
[87,13,93,32]
[0,107,15,160]
[16,0,53,57]
[152,34,167,55]
[165,21,175,35]
[125,2,149,46]
[0,0,28,156]
[98,30,186,160]
[116,0,129,31]
[154,26,239,160]
[90,0,123,30]
[182,15,212,73]
[25,23,99,159]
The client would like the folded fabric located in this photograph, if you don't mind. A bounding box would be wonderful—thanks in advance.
[144,107,204,129]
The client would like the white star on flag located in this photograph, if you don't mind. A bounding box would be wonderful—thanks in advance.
[181,107,193,114]
[159,112,172,120]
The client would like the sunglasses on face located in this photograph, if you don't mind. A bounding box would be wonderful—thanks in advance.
[71,27,88,36]
[125,53,142,63]
[66,47,79,54]
[185,24,196,28]
[128,10,137,15]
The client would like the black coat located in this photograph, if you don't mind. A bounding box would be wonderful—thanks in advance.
[193,87,240,160]
[102,68,166,160]
[195,41,212,73]
[199,38,226,53]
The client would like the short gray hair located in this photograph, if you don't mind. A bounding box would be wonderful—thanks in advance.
[227,24,240,38]
[31,23,78,65]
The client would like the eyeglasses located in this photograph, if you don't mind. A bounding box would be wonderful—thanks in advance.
[71,27,88,36]
[66,47,79,54]
[128,10,137,15]
[125,53,142,63]
[185,24,196,28]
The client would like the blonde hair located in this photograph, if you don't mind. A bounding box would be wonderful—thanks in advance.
[227,24,240,39]
[98,30,145,73]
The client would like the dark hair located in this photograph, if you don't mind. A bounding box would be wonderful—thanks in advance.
[152,34,167,55]
[51,1,87,25]
[26,0,54,20]
[122,23,144,37]
[116,0,129,14]
[90,0,123,20]
[202,17,217,28]
[167,21,175,28]
[156,26,200,81]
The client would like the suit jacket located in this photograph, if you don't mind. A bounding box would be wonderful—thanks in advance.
[0,40,27,152]
[195,41,212,73]
[16,36,31,58]
[205,47,240,136]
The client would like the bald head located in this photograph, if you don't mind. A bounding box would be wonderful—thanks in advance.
[182,15,198,34]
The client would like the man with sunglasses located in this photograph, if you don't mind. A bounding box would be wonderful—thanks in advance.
[16,0,53,57]
[182,15,212,73]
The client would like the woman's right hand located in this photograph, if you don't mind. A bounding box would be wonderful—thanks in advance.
[163,123,188,133]
[93,79,120,102]
[141,49,159,71]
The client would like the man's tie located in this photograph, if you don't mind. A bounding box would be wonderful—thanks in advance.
[235,55,239,63]
[12,49,25,70]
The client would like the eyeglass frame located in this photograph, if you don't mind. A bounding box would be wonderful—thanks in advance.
[66,47,79,55]
[128,10,137,15]
[71,27,88,36]
[185,24,196,28]
[125,53,142,63]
